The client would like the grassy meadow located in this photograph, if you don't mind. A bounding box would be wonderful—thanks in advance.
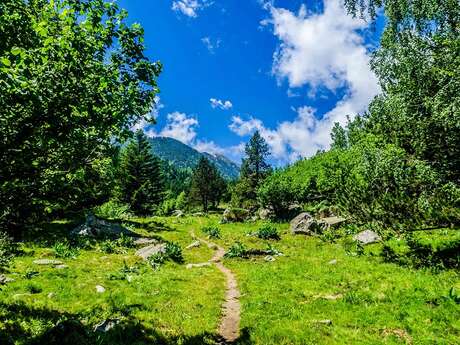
[1,215,459,344]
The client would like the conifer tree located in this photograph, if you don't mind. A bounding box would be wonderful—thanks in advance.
[190,157,226,212]
[117,130,164,215]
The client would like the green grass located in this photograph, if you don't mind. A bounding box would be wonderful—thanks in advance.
[1,215,459,344]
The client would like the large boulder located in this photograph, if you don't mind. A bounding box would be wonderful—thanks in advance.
[290,213,319,235]
[353,230,381,245]
[318,216,346,230]
[221,208,250,223]
[71,213,133,238]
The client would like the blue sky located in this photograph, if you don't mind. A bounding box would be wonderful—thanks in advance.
[122,0,384,164]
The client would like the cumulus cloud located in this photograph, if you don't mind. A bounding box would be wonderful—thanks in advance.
[201,37,221,54]
[210,97,233,110]
[172,0,211,18]
[243,0,380,162]
[159,111,199,145]
[131,96,163,133]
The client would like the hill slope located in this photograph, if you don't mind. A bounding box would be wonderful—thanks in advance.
[148,137,240,179]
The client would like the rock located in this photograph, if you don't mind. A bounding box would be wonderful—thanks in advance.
[173,210,185,218]
[288,203,302,213]
[264,255,275,262]
[186,240,200,249]
[222,208,250,223]
[191,212,204,217]
[95,285,105,293]
[55,264,68,269]
[135,243,166,260]
[328,259,337,265]
[353,230,381,245]
[33,259,63,266]
[319,216,346,229]
[133,237,158,246]
[290,213,318,235]
[71,213,134,238]
[0,274,14,285]
[48,292,55,298]
[316,319,332,326]
[186,262,211,269]
[258,208,274,220]
[316,293,343,300]
[94,318,121,332]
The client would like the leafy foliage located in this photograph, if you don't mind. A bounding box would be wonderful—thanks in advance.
[189,157,226,212]
[255,224,280,240]
[224,242,248,258]
[0,0,161,234]
[202,226,221,239]
[0,231,16,271]
[53,240,79,259]
[93,200,132,220]
[117,130,164,216]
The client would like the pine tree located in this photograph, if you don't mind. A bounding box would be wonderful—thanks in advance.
[117,130,164,215]
[236,130,272,205]
[190,157,226,212]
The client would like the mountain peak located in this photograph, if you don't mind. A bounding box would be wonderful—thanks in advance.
[147,137,240,179]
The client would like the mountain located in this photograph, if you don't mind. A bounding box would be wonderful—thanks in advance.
[147,137,240,179]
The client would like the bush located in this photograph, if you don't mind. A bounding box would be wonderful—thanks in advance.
[224,242,247,258]
[148,252,167,270]
[202,226,221,239]
[53,239,79,259]
[255,224,280,240]
[98,239,117,254]
[165,242,184,263]
[94,200,132,220]
[0,231,16,271]
[116,233,135,248]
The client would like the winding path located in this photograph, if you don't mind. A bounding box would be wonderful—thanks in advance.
[190,232,241,343]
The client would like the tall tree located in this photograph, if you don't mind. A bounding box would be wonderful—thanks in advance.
[117,130,164,215]
[0,0,161,234]
[238,131,272,203]
[190,157,226,212]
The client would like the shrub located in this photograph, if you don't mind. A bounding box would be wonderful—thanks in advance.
[165,242,184,263]
[116,233,135,248]
[53,239,79,258]
[0,231,16,271]
[255,224,280,240]
[98,239,117,254]
[148,252,167,270]
[224,242,247,258]
[202,226,221,239]
[93,200,132,220]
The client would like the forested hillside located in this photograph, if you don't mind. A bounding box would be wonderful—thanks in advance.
[148,137,240,180]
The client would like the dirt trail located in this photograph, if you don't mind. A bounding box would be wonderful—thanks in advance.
[191,232,241,343]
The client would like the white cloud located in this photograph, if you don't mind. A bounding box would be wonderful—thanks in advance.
[210,97,233,110]
[194,140,225,155]
[159,111,199,145]
[131,96,163,133]
[172,0,211,18]
[236,0,380,162]
[201,37,221,54]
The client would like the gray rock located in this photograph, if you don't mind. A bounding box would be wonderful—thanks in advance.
[48,292,55,298]
[290,212,318,235]
[186,262,211,269]
[94,318,120,332]
[95,285,105,293]
[55,264,68,269]
[353,230,381,245]
[258,208,274,220]
[222,208,250,223]
[328,259,337,265]
[33,259,63,266]
[186,240,201,249]
[0,274,14,285]
[71,213,133,238]
[316,319,332,326]
[135,243,166,260]
[173,210,185,218]
[133,237,158,246]
[319,216,346,229]
[264,255,275,262]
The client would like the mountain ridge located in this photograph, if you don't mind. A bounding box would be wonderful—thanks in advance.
[147,136,240,179]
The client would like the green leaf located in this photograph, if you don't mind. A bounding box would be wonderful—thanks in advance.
[1,57,11,67]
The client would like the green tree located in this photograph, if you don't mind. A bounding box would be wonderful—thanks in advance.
[235,131,272,207]
[190,157,226,212]
[330,122,348,150]
[117,130,164,216]
[0,0,161,234]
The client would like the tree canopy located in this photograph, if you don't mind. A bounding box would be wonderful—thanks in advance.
[0,0,161,233]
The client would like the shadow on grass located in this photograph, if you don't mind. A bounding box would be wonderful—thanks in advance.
[382,238,460,270]
[0,302,253,345]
